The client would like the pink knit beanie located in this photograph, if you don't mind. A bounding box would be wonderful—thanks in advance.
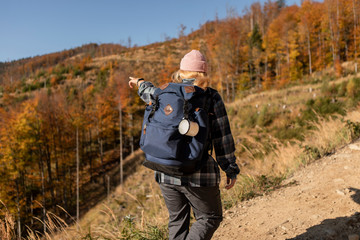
[180,50,207,73]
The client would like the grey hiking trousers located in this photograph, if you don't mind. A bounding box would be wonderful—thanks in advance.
[159,183,223,240]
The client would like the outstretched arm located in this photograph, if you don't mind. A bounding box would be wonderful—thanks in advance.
[128,77,157,104]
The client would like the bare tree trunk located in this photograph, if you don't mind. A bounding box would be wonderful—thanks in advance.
[97,116,106,189]
[318,31,322,68]
[286,41,290,66]
[330,23,336,67]
[250,10,254,32]
[107,175,110,199]
[276,51,281,81]
[39,158,46,233]
[88,129,93,182]
[129,113,134,154]
[337,0,340,42]
[353,0,358,73]
[15,181,21,240]
[226,75,230,103]
[265,54,268,83]
[30,192,34,226]
[345,42,349,60]
[307,29,312,75]
[76,127,80,225]
[53,132,60,183]
[57,125,67,207]
[231,77,235,102]
[248,49,254,88]
[62,146,68,210]
[119,102,123,185]
[256,67,261,89]
[336,0,340,62]
[98,137,106,188]
[234,39,241,97]
[328,4,337,68]
[45,143,55,205]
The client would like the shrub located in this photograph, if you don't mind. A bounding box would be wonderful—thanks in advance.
[347,78,357,98]
[337,81,347,97]
[303,97,346,119]
[53,64,70,76]
[72,66,85,77]
[345,120,360,140]
[256,105,274,127]
[322,82,339,97]
[346,77,360,100]
[36,69,46,79]
[274,125,304,141]
[96,68,108,89]
[303,145,321,161]
[50,74,66,86]
[121,215,168,240]
[255,175,284,193]
[320,80,329,94]
[22,83,36,92]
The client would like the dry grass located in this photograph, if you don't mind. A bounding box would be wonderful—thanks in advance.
[238,113,356,178]
[0,201,15,240]
[40,149,167,239]
[48,162,168,239]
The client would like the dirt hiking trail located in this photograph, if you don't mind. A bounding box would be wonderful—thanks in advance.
[213,139,360,240]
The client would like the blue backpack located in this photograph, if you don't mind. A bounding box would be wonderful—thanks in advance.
[140,82,213,176]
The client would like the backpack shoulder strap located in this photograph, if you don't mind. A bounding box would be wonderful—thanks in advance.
[204,87,217,114]
[203,87,217,155]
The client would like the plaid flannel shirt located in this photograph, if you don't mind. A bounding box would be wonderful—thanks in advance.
[138,80,240,187]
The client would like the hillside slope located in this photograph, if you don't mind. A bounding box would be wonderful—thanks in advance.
[213,139,360,240]
[42,71,360,239]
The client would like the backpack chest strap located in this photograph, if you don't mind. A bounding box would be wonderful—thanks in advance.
[183,100,189,119]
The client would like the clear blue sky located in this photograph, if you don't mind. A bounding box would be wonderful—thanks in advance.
[0,0,301,62]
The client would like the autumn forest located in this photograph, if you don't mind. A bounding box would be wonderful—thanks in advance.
[1,0,360,237]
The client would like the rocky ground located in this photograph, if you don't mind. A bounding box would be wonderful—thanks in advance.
[213,139,360,240]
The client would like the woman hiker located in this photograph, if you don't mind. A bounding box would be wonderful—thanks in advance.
[128,50,240,240]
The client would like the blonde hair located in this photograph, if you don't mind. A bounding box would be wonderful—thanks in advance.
[172,70,210,89]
